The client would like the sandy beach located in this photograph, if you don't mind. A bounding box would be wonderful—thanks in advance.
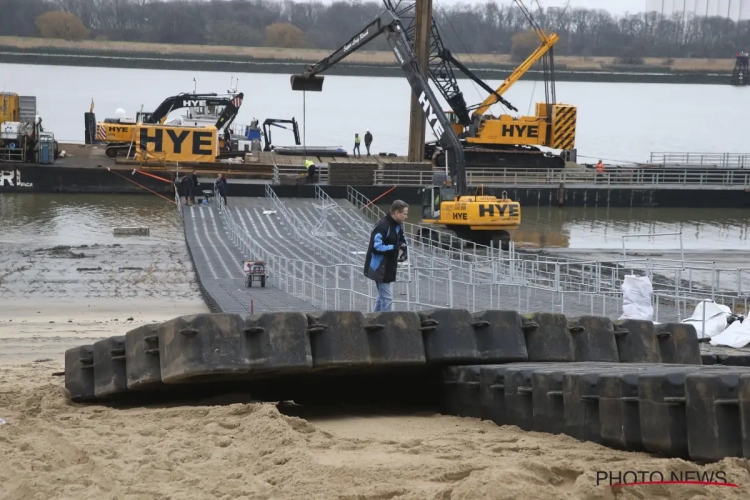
[2,358,750,499]
[1,203,749,499]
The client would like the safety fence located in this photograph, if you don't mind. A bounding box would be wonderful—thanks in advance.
[202,185,750,322]
[0,145,25,163]
[373,167,750,189]
[649,152,750,168]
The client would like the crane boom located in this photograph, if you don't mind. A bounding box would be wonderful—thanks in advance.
[473,0,558,117]
[472,32,558,117]
[292,8,467,196]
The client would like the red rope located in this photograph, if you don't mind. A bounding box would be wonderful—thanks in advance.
[106,167,176,205]
[133,169,172,184]
[361,185,397,210]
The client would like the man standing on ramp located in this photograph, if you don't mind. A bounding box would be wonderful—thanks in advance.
[363,200,409,312]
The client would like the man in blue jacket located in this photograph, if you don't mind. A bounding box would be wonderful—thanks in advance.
[363,200,409,311]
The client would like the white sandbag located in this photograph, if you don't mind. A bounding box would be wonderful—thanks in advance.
[681,300,731,339]
[710,319,750,349]
[618,275,653,321]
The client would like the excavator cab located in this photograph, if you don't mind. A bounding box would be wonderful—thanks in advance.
[421,172,455,221]
[136,111,154,124]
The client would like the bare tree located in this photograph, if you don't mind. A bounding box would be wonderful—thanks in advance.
[0,0,747,57]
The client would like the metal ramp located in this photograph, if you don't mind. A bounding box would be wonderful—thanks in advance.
[179,186,748,324]
[181,202,317,314]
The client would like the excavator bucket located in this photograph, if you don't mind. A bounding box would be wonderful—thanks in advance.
[290,74,325,92]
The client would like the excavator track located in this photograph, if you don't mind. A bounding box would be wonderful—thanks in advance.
[105,143,135,159]
[428,143,565,171]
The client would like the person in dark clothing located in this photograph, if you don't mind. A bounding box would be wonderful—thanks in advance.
[364,130,373,156]
[179,174,194,206]
[363,200,409,312]
[190,171,199,204]
[215,173,228,206]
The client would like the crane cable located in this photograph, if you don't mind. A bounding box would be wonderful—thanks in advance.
[433,0,501,112]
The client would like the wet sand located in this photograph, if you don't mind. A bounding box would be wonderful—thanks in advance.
[0,240,209,364]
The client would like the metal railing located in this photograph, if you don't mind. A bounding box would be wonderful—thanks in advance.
[0,146,26,162]
[346,185,515,262]
[373,168,750,189]
[180,185,750,322]
[650,152,750,168]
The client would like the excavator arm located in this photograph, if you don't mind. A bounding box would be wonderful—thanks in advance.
[291,8,466,196]
[262,118,300,151]
[147,93,243,126]
[214,93,244,132]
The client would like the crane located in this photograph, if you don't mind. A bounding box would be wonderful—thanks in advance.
[290,5,520,247]
[387,0,575,170]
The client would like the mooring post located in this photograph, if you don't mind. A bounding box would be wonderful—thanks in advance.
[407,0,432,162]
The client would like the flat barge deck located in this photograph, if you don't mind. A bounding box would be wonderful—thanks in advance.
[1,143,749,208]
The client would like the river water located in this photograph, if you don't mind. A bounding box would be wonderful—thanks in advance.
[2,63,749,258]
[0,193,746,254]
[3,62,750,163]
[375,202,750,250]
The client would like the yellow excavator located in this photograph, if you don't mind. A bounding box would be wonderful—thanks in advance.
[400,0,576,169]
[291,6,520,248]
[85,92,244,158]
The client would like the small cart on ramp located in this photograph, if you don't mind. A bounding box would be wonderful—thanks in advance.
[243,260,267,288]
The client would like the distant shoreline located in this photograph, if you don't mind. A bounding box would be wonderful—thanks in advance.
[0,36,734,85]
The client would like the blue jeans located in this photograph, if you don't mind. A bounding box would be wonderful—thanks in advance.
[374,281,392,312]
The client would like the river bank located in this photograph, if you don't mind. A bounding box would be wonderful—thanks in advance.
[2,192,750,498]
[0,36,733,85]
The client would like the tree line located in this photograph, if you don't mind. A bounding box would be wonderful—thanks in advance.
[1,0,749,60]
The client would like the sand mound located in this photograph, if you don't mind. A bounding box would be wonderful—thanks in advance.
[1,362,749,500]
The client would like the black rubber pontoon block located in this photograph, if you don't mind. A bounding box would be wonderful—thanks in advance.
[505,363,568,431]
[93,336,128,398]
[567,316,620,362]
[478,363,554,426]
[597,363,693,451]
[599,370,647,451]
[471,310,529,362]
[560,363,651,443]
[418,309,479,363]
[638,365,709,458]
[440,366,463,416]
[158,313,249,384]
[655,323,702,365]
[439,366,483,418]
[242,312,313,374]
[531,362,607,436]
[521,312,575,362]
[685,369,749,462]
[364,311,426,366]
[305,311,371,370]
[702,354,719,365]
[125,324,162,390]
[716,353,750,367]
[613,319,661,363]
[741,374,750,459]
[64,345,96,403]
